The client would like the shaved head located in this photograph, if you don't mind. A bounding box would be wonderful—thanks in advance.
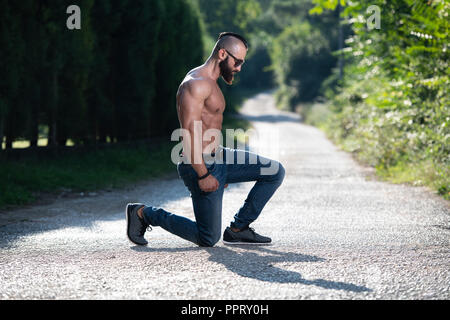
[210,32,248,85]
[213,32,248,57]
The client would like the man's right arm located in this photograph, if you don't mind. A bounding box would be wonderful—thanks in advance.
[179,80,219,192]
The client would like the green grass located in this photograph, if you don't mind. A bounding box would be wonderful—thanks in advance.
[375,160,449,200]
[0,142,177,209]
[0,115,251,210]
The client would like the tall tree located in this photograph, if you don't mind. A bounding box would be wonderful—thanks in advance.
[152,0,204,137]
[0,2,21,149]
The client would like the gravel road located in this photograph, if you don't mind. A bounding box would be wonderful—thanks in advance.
[1,92,449,300]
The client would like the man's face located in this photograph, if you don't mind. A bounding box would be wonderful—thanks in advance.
[219,57,235,84]
[219,48,246,85]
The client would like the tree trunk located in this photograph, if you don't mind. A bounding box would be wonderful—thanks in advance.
[48,68,58,147]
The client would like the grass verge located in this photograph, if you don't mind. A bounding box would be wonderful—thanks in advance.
[300,102,449,201]
[0,142,177,210]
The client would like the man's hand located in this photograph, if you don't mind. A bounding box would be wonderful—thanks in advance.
[198,174,219,193]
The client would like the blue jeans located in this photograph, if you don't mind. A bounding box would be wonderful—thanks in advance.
[142,147,285,247]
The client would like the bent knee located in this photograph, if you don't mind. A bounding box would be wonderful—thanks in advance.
[198,233,221,247]
[199,239,219,247]
[277,162,285,182]
[261,160,285,180]
[269,161,285,185]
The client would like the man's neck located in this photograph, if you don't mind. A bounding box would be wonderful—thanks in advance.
[203,56,221,82]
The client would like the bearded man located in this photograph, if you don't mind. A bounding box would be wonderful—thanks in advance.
[126,32,285,247]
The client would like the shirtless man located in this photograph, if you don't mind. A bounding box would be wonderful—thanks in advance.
[126,32,285,247]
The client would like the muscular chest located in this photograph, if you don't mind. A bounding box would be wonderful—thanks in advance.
[204,85,225,114]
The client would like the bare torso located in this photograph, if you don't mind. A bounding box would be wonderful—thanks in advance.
[176,66,226,153]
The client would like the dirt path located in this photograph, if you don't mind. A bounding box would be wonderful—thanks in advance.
[1,92,449,299]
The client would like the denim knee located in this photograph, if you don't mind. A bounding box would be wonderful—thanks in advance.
[268,161,285,186]
[277,162,286,184]
[198,232,221,247]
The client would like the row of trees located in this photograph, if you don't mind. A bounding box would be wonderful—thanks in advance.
[0,0,342,150]
[0,0,203,149]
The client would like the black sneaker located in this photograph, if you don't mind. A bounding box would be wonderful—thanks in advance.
[222,226,272,245]
[126,203,151,246]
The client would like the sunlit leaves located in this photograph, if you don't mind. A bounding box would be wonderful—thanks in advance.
[311,0,449,196]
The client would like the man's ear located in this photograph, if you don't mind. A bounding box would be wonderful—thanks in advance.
[218,48,227,61]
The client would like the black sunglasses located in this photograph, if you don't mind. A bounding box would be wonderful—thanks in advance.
[224,49,245,67]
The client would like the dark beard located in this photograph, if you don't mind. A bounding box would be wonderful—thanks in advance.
[219,57,234,84]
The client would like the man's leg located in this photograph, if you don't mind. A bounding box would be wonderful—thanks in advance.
[140,161,225,247]
[140,205,202,245]
[224,148,285,230]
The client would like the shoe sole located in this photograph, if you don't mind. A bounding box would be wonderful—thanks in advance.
[222,240,272,246]
[125,203,147,246]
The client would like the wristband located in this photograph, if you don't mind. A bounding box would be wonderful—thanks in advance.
[197,171,211,180]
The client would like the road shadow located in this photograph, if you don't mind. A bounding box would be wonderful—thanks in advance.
[132,244,371,293]
[207,245,371,293]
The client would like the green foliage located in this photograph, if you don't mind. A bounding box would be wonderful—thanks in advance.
[309,0,449,198]
[262,0,341,109]
[195,0,261,36]
[310,0,346,15]
[270,21,336,108]
[193,0,342,104]
[193,0,277,92]
[237,44,274,89]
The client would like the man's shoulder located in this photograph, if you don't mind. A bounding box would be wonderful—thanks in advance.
[180,75,214,99]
